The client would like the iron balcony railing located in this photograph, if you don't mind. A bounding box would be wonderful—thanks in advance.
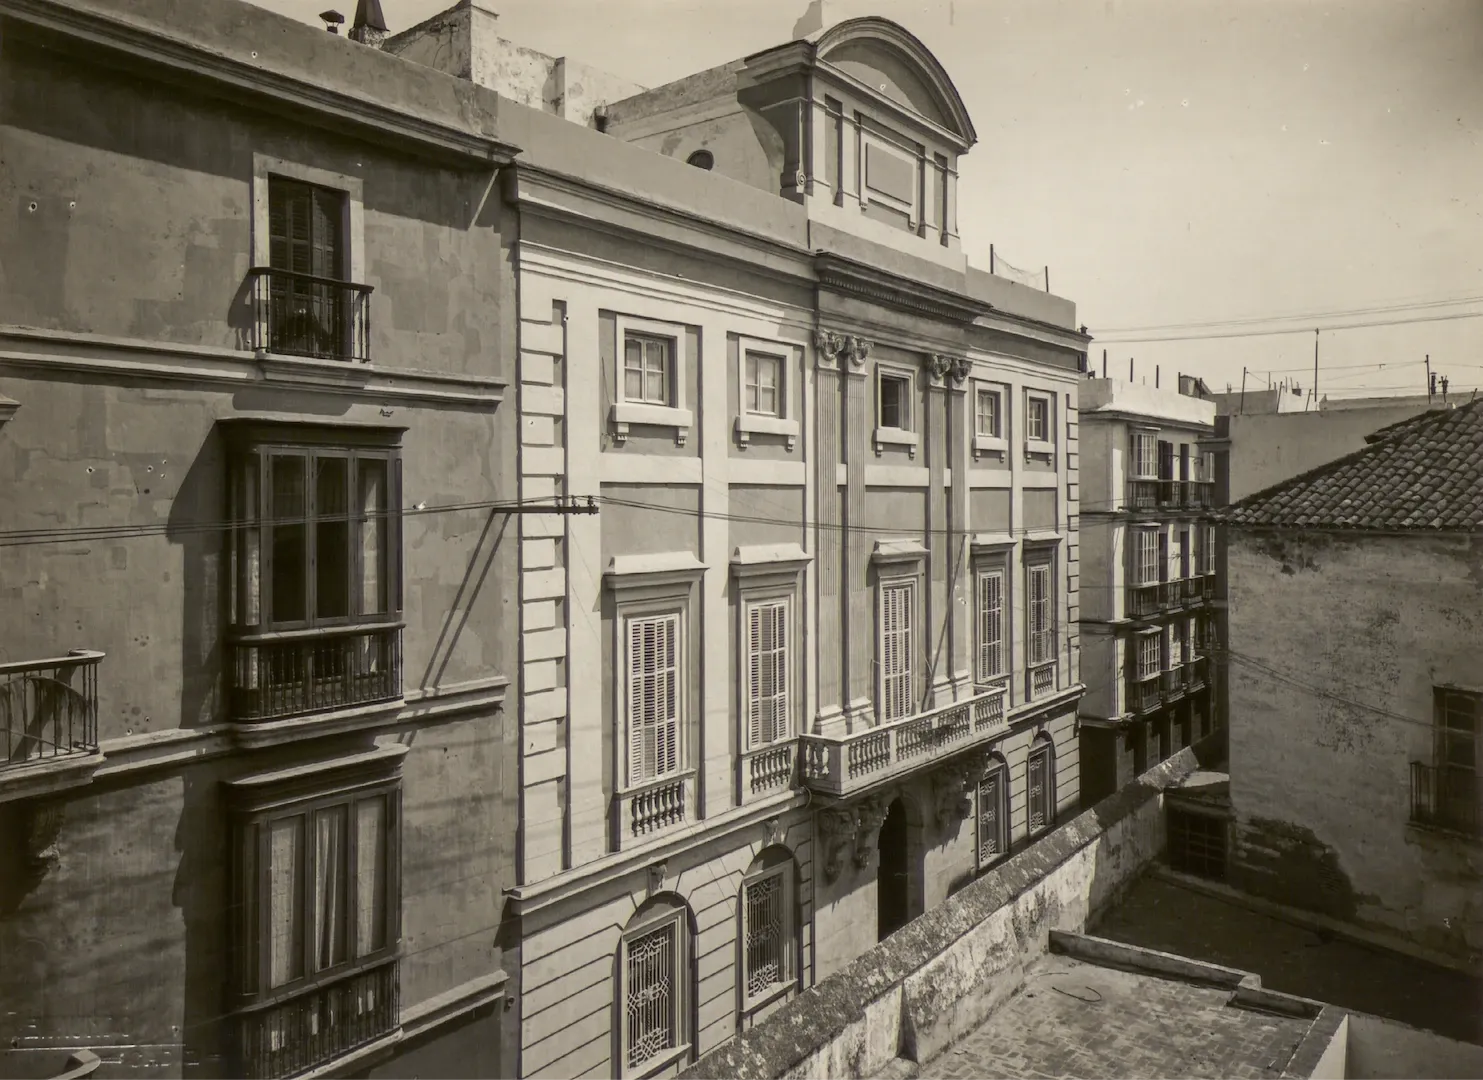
[228,624,402,723]
[1,650,103,771]
[1188,481,1216,509]
[1186,656,1208,690]
[1126,479,1159,510]
[249,267,373,362]
[1162,664,1187,702]
[1409,762,1478,836]
[236,959,398,1080]
[801,683,1008,798]
[1126,479,1217,512]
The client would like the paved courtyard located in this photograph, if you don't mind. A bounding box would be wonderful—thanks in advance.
[1093,874,1483,1045]
[913,953,1309,1080]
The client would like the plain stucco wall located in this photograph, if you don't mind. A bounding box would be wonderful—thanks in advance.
[1347,1012,1483,1079]
[1226,529,1483,957]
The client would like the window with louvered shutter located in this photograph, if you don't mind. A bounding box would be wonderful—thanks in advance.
[1133,528,1159,585]
[976,569,1004,681]
[880,581,915,721]
[746,600,790,749]
[977,767,1007,865]
[1027,742,1054,833]
[1027,563,1053,667]
[627,614,680,785]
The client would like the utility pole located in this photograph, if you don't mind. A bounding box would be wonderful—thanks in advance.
[1426,354,1433,402]
[1441,375,1449,402]
[1313,328,1320,408]
[1239,367,1247,415]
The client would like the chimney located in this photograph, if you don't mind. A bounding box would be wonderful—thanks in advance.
[349,0,388,46]
[319,8,345,33]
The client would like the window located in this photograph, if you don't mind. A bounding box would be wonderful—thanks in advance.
[977,761,1009,866]
[624,333,674,407]
[1132,432,1158,479]
[1027,395,1050,442]
[879,372,911,431]
[1027,738,1055,834]
[625,613,682,785]
[619,899,692,1077]
[1026,560,1055,667]
[1136,631,1160,680]
[1133,527,1159,586]
[228,752,402,1080]
[224,422,403,724]
[739,853,797,1012]
[1203,526,1216,574]
[1167,621,1184,668]
[1176,528,1190,580]
[975,387,1001,438]
[686,150,714,170]
[745,600,790,749]
[264,178,352,361]
[744,351,783,418]
[1157,440,1175,481]
[1420,689,1479,833]
[879,579,916,721]
[975,567,1005,683]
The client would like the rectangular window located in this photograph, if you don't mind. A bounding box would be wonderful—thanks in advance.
[267,178,349,360]
[745,351,783,417]
[1133,528,1159,585]
[1176,528,1190,580]
[741,865,795,1007]
[1157,440,1175,480]
[623,333,673,407]
[230,774,401,1079]
[880,580,915,721]
[975,387,1001,438]
[626,614,681,785]
[977,767,1008,865]
[1132,432,1158,479]
[1203,526,1216,574]
[1137,632,1160,680]
[975,568,1005,682]
[1027,561,1054,667]
[745,600,790,749]
[1027,742,1054,833]
[1179,444,1190,482]
[879,372,912,431]
[1167,622,1184,667]
[1027,396,1049,442]
[1430,689,1478,832]
[621,908,688,1076]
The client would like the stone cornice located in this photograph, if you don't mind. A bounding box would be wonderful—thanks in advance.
[0,0,519,166]
[814,252,991,325]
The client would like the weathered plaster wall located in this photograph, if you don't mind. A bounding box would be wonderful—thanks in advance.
[1226,529,1483,957]
[0,34,504,377]
[1346,1011,1483,1079]
[684,751,1198,1080]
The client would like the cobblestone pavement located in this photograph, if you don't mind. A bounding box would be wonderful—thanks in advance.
[911,954,1307,1080]
[1092,875,1483,1045]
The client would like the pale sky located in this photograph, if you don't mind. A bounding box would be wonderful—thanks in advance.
[253,0,1483,400]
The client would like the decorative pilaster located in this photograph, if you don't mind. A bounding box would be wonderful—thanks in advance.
[946,357,973,695]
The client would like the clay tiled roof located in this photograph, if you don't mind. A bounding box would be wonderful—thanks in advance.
[1220,400,1483,532]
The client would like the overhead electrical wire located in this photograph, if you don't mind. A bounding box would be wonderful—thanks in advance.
[1094,306,1483,345]
[1095,291,1483,336]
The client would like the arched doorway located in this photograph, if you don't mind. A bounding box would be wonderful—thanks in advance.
[877,798,911,942]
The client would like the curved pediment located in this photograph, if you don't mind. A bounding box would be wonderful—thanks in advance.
[813,17,976,147]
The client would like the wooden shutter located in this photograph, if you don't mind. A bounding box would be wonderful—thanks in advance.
[747,605,763,750]
[881,582,913,720]
[1028,565,1051,665]
[629,615,679,784]
[768,602,788,743]
[977,570,1003,680]
[746,601,790,748]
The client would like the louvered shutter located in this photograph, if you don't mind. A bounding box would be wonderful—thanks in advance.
[769,603,788,743]
[746,605,763,749]
[659,617,678,776]
[628,618,648,785]
[881,583,913,720]
[977,570,1003,680]
[628,615,680,784]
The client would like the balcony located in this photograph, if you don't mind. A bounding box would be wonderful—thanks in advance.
[1409,762,1478,836]
[1162,665,1187,702]
[1186,656,1208,690]
[1128,581,1184,619]
[740,741,796,803]
[1182,577,1203,602]
[236,960,398,1080]
[249,267,373,363]
[1027,661,1058,701]
[1126,479,1159,510]
[801,684,1008,798]
[1128,674,1161,714]
[228,625,402,723]
[1188,481,1216,509]
[2,651,103,774]
[1125,479,1216,513]
[618,769,695,845]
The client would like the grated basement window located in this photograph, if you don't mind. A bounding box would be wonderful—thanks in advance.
[1167,807,1227,881]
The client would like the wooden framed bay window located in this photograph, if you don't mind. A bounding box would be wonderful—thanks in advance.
[227,746,405,1080]
[223,421,404,726]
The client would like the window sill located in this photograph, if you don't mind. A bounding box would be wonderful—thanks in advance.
[1024,438,1055,462]
[741,978,797,1017]
[256,352,372,391]
[874,426,919,458]
[230,696,407,750]
[972,433,1007,459]
[735,413,799,450]
[627,1042,692,1080]
[611,402,693,447]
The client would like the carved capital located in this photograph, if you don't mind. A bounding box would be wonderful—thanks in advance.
[853,794,891,869]
[926,354,971,388]
[950,356,972,386]
[817,807,857,884]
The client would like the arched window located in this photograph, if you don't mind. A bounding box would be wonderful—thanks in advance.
[738,847,798,1015]
[977,754,1010,868]
[685,149,714,170]
[618,895,693,1077]
[1027,734,1057,837]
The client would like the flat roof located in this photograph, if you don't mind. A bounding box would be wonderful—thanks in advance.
[912,951,1315,1079]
